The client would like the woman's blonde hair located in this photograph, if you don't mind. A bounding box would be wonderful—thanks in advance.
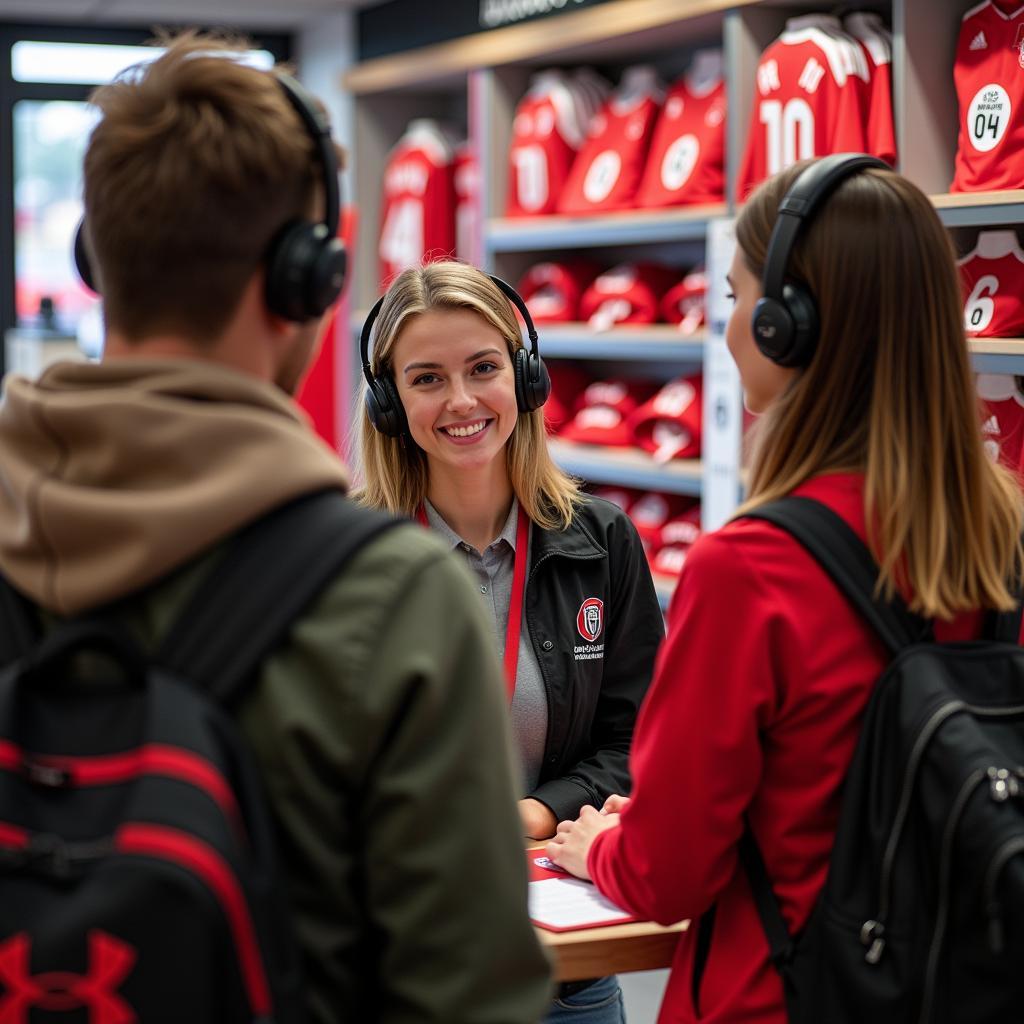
[356,261,581,529]
[736,161,1023,619]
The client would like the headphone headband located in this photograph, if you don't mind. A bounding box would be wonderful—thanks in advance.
[761,153,888,303]
[360,273,541,386]
[275,73,339,238]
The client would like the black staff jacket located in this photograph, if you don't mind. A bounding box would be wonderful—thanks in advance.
[525,495,664,822]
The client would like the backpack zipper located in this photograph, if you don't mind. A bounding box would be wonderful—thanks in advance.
[860,698,1024,966]
[984,833,1024,956]
[917,766,990,1024]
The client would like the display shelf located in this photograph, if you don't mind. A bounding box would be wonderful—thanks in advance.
[932,192,1024,228]
[485,205,725,252]
[539,324,705,361]
[969,338,1024,376]
[550,440,702,495]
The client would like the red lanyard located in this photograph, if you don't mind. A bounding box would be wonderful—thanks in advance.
[417,502,529,704]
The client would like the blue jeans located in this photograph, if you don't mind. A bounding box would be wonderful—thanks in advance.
[543,975,625,1023]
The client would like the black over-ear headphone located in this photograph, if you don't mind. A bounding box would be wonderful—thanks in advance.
[751,153,888,369]
[74,72,347,324]
[361,274,552,438]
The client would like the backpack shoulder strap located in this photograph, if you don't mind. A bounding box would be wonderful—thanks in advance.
[742,496,929,656]
[158,489,402,706]
[0,577,38,665]
[738,826,794,970]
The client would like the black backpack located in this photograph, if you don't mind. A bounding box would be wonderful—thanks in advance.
[0,490,398,1024]
[737,496,1024,1024]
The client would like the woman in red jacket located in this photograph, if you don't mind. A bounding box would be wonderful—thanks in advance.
[547,156,1024,1022]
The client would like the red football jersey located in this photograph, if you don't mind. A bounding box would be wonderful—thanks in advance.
[660,268,708,334]
[978,373,1024,473]
[506,71,585,217]
[952,1,1024,192]
[737,14,870,201]
[517,261,600,323]
[454,142,480,264]
[844,12,897,165]
[558,66,664,214]
[378,120,456,288]
[579,263,678,329]
[958,230,1024,337]
[636,51,726,209]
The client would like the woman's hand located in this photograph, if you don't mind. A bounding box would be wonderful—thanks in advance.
[600,794,631,815]
[519,798,558,840]
[545,805,621,880]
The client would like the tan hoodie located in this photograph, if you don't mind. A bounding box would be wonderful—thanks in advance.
[0,358,349,614]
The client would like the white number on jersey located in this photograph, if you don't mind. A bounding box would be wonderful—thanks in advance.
[760,98,815,175]
[964,274,999,332]
[967,84,1011,153]
[379,197,423,273]
[798,58,826,95]
[583,150,622,203]
[660,134,700,191]
[511,145,550,212]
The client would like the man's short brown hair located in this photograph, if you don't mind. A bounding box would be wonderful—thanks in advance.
[83,32,323,342]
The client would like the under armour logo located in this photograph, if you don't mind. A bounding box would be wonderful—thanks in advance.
[0,931,137,1023]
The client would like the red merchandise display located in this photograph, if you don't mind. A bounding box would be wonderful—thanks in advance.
[589,485,641,513]
[629,374,703,462]
[958,230,1024,337]
[543,361,590,434]
[627,491,695,549]
[378,119,456,288]
[558,66,665,214]
[843,11,897,165]
[952,1,1024,192]
[737,14,870,200]
[559,379,658,447]
[659,268,707,335]
[977,373,1024,473]
[516,261,601,323]
[649,504,703,577]
[506,70,587,216]
[579,263,678,330]
[635,50,726,208]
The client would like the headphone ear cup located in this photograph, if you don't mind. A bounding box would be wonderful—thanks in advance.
[778,283,820,368]
[73,220,98,294]
[365,374,407,438]
[265,221,317,322]
[514,348,551,413]
[752,297,795,364]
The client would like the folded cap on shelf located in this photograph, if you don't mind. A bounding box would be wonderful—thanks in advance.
[629,374,703,462]
[580,263,678,330]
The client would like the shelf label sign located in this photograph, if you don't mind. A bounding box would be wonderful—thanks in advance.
[703,217,744,533]
[480,0,607,28]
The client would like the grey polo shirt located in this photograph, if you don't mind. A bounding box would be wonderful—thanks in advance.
[424,497,548,793]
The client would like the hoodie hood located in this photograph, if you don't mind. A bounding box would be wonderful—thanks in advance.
[0,358,350,615]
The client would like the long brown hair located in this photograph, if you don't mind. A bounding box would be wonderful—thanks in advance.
[736,161,1022,618]
[356,262,581,529]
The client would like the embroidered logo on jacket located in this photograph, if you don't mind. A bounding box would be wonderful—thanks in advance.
[575,598,605,661]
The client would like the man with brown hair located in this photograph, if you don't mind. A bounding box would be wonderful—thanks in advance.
[0,33,550,1023]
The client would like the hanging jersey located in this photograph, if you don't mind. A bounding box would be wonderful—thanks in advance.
[844,12,897,165]
[977,373,1024,473]
[516,261,600,323]
[506,71,585,216]
[958,230,1024,336]
[660,268,708,335]
[558,66,665,214]
[952,1,1024,191]
[636,52,726,208]
[379,120,456,288]
[579,263,678,330]
[454,143,480,263]
[737,14,870,200]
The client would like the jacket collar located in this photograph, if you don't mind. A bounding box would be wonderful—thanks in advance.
[529,509,605,568]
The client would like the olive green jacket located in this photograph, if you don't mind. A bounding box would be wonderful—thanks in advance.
[0,359,552,1024]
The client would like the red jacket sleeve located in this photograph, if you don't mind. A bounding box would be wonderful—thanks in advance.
[587,527,797,925]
